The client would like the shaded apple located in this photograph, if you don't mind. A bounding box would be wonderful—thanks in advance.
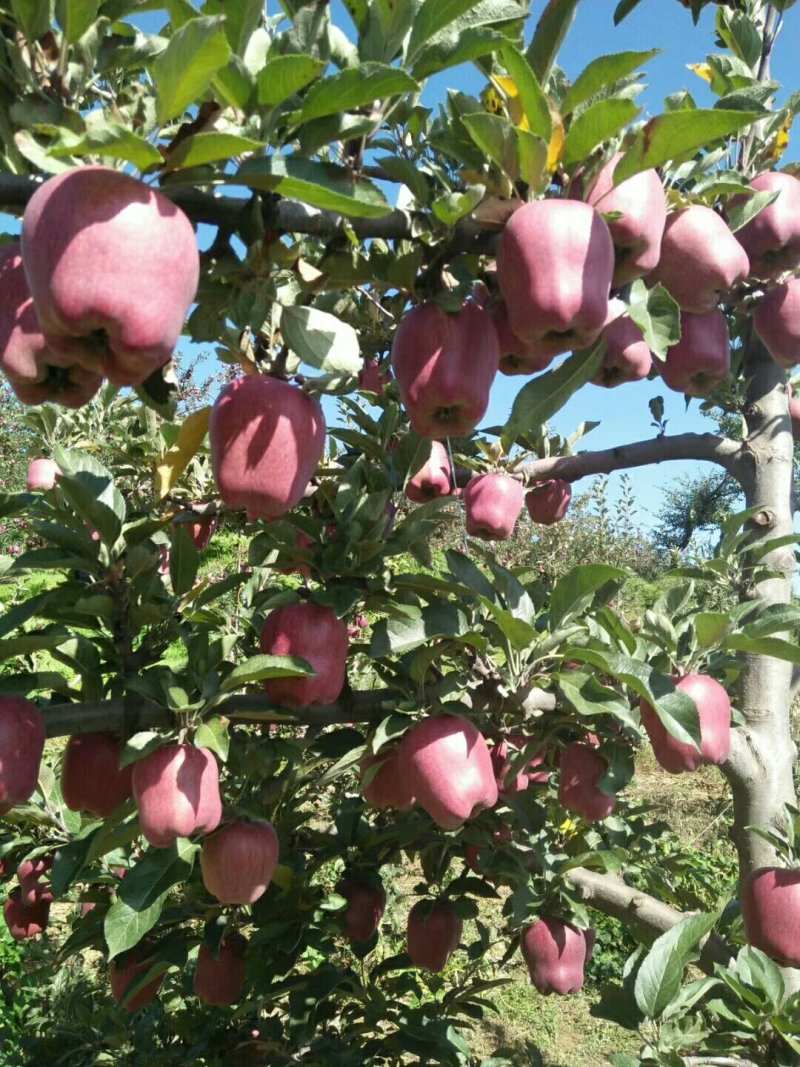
[406,899,463,971]
[358,358,391,396]
[110,946,164,1012]
[391,301,499,438]
[525,480,572,525]
[200,820,279,905]
[275,529,315,580]
[398,713,498,830]
[464,473,525,541]
[405,440,454,503]
[61,731,134,817]
[186,515,218,552]
[591,299,652,387]
[521,917,595,994]
[259,602,348,707]
[0,696,46,815]
[337,877,387,942]
[3,886,50,940]
[360,748,416,811]
[21,166,199,387]
[497,200,614,359]
[660,309,730,397]
[194,934,248,1005]
[640,673,731,774]
[26,458,60,491]
[491,737,550,794]
[649,206,749,313]
[491,303,555,377]
[210,374,326,523]
[754,277,800,368]
[132,743,222,848]
[464,826,512,876]
[557,740,616,822]
[734,171,800,279]
[741,866,800,967]
[16,855,52,885]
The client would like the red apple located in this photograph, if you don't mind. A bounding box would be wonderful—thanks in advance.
[521,917,595,995]
[259,602,348,707]
[497,200,614,359]
[734,171,800,280]
[584,154,667,286]
[26,458,60,491]
[525,480,572,525]
[660,309,730,397]
[464,473,525,541]
[200,820,279,904]
[557,740,615,822]
[0,696,46,815]
[337,877,387,942]
[405,440,454,503]
[591,299,652,387]
[21,166,199,387]
[3,886,50,940]
[754,277,800,368]
[464,826,512,876]
[16,855,52,884]
[358,358,391,396]
[397,713,498,830]
[391,301,499,438]
[194,934,248,1005]
[741,866,800,967]
[275,529,315,580]
[110,946,164,1012]
[18,879,53,907]
[132,743,222,848]
[649,206,749,313]
[491,737,550,794]
[406,899,463,971]
[491,303,554,377]
[186,516,218,552]
[210,374,326,523]
[61,731,134,817]
[360,748,416,811]
[640,673,731,774]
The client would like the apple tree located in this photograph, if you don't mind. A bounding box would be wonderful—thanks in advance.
[0,0,799,1064]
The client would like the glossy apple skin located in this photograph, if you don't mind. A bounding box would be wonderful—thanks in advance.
[464,473,524,541]
[259,602,348,707]
[649,206,749,313]
[660,309,730,397]
[210,374,326,523]
[338,878,387,942]
[391,301,499,438]
[194,935,248,1005]
[491,303,555,377]
[360,748,416,811]
[735,171,800,280]
[0,244,102,408]
[591,299,652,387]
[26,458,60,491]
[585,154,667,286]
[405,440,454,503]
[3,886,50,940]
[741,867,800,967]
[0,697,46,815]
[61,731,134,817]
[398,713,498,830]
[359,358,391,396]
[407,900,463,971]
[21,166,199,387]
[497,200,614,359]
[754,277,800,368]
[525,480,572,525]
[640,674,731,774]
[558,741,615,822]
[132,743,222,849]
[521,918,596,995]
[200,820,279,905]
[110,948,164,1012]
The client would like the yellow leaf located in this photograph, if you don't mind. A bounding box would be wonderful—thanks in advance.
[769,115,792,161]
[481,84,506,116]
[547,108,565,172]
[155,406,211,501]
[687,63,713,84]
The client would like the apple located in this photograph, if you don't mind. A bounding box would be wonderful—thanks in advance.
[0,696,46,815]
[464,473,525,541]
[464,826,512,876]
[405,440,454,503]
[276,529,315,580]
[660,309,730,397]
[200,820,279,904]
[61,731,134,817]
[360,748,416,811]
[0,244,103,408]
[358,358,391,396]
[3,886,50,940]
[397,713,498,830]
[110,946,164,1012]
[210,374,326,523]
[591,299,652,387]
[521,917,596,995]
[640,673,731,774]
[390,301,499,438]
[525,480,572,525]
[16,855,52,884]
[132,743,222,848]
[21,166,199,387]
[754,277,800,368]
[491,737,550,794]
[557,740,616,822]
[194,934,248,1005]
[496,200,614,359]
[741,866,800,967]
[491,303,554,377]
[186,516,218,552]
[259,602,348,707]
[734,171,800,280]
[584,153,667,286]
[337,877,387,942]
[26,458,60,491]
[648,206,750,313]
[406,899,463,971]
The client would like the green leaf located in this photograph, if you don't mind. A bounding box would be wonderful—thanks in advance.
[500,43,551,141]
[281,306,361,374]
[104,893,166,959]
[56,0,99,43]
[694,611,732,648]
[504,343,604,441]
[726,187,780,234]
[412,26,506,80]
[52,827,102,896]
[627,280,680,361]
[559,673,639,728]
[151,16,232,124]
[563,50,660,116]
[528,0,580,84]
[724,634,800,665]
[634,911,718,1018]
[407,0,480,63]
[432,186,485,226]
[219,654,313,693]
[563,98,640,167]
[119,732,166,770]
[740,603,800,638]
[478,598,537,651]
[257,54,326,106]
[11,0,53,43]
[52,446,125,544]
[370,604,470,657]
[298,63,418,122]
[164,131,263,170]
[170,524,199,597]
[232,156,391,218]
[194,717,230,762]
[550,565,627,629]
[118,839,197,912]
[50,124,163,170]
[445,549,498,603]
[462,112,518,178]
